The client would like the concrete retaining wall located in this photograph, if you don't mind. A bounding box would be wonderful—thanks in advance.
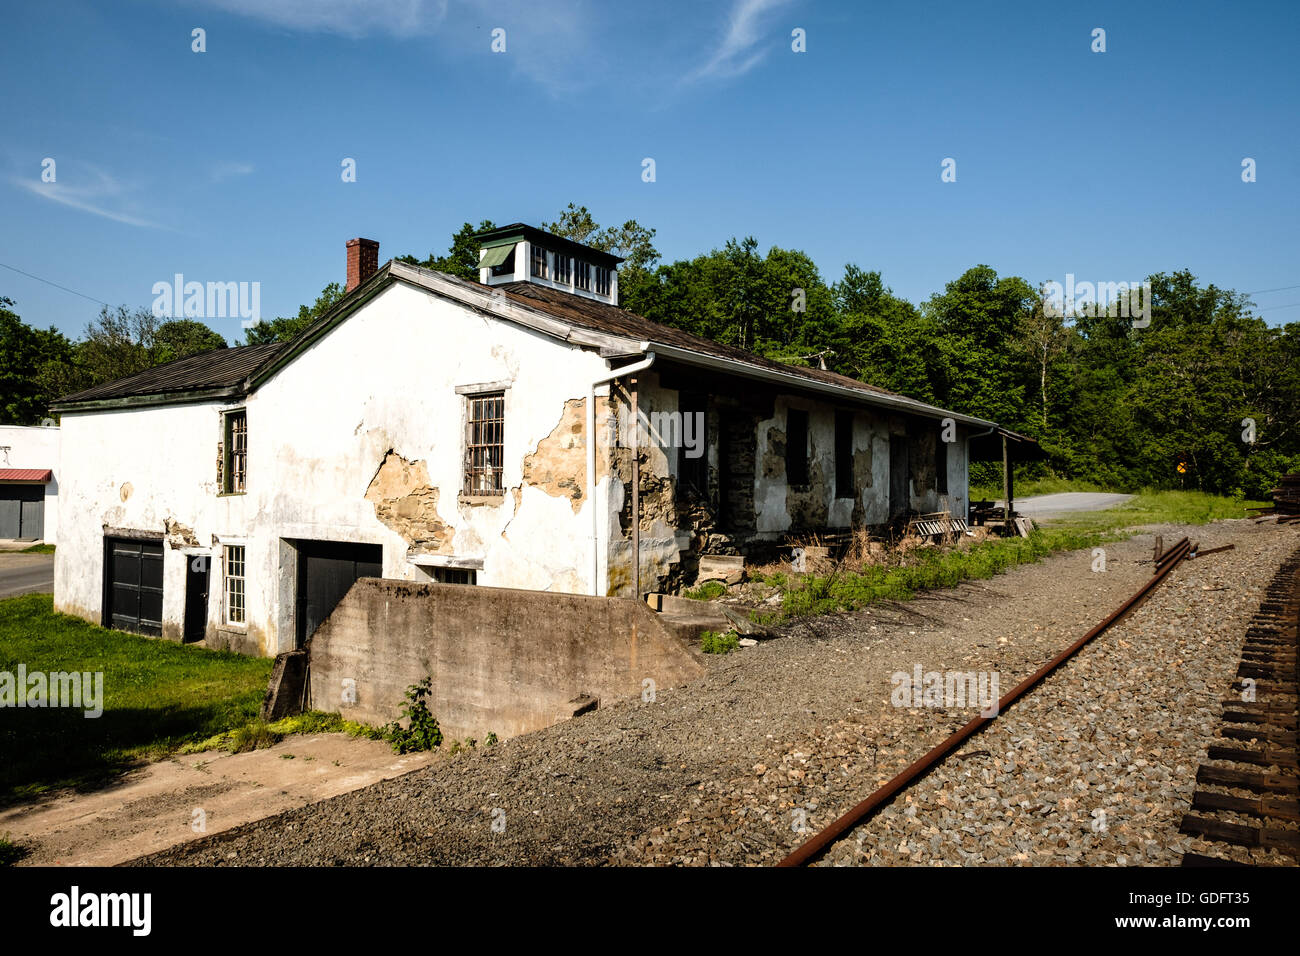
[307,578,705,740]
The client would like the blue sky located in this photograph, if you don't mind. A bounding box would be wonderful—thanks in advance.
[1,0,1297,341]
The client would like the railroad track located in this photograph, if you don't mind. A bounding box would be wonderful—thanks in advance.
[778,536,1199,866]
[1179,546,1300,866]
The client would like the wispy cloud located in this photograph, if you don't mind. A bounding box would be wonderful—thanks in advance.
[196,0,604,95]
[211,161,255,182]
[687,0,793,83]
[11,163,168,229]
[198,0,447,39]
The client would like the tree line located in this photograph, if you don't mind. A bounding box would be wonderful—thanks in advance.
[4,204,1296,497]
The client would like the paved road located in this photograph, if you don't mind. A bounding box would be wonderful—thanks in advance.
[0,552,55,598]
[1000,492,1134,518]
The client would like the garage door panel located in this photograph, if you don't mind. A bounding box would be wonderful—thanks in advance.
[105,537,164,636]
[112,548,141,586]
[0,485,44,539]
[0,497,18,539]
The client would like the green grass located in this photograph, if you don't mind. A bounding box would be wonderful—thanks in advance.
[684,580,727,601]
[699,629,740,654]
[0,834,28,866]
[179,711,385,755]
[19,543,55,554]
[761,489,1262,622]
[1041,488,1266,533]
[0,594,273,802]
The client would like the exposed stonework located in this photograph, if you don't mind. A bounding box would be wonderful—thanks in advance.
[520,398,587,512]
[163,517,200,549]
[364,450,455,553]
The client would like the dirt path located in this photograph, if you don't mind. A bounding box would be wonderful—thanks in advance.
[1,734,436,866]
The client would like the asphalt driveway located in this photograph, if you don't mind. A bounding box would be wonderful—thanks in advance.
[1002,492,1134,518]
[0,552,55,598]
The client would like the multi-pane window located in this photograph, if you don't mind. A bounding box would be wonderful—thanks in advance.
[595,266,611,296]
[554,253,572,284]
[786,409,809,486]
[224,544,246,625]
[530,245,549,279]
[431,567,477,585]
[222,409,247,494]
[575,260,591,291]
[464,392,505,495]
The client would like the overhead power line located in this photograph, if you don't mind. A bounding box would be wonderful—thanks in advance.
[1246,284,1300,295]
[0,260,111,307]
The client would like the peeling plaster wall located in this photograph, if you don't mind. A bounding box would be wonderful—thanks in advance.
[55,282,616,656]
[602,377,973,595]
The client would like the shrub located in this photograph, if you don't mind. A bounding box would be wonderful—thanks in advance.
[684,580,727,601]
[385,677,443,754]
[700,629,740,654]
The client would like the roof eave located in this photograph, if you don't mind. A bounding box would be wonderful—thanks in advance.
[647,342,997,427]
[50,385,245,415]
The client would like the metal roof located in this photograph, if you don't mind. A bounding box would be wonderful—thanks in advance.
[0,469,52,482]
[52,343,286,408]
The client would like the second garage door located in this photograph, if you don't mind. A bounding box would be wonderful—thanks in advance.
[295,540,382,648]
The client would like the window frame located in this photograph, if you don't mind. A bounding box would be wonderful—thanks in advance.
[530,245,549,280]
[223,543,246,626]
[595,265,611,296]
[463,390,506,497]
[220,408,247,495]
[430,566,477,585]
[554,252,572,285]
[574,259,591,291]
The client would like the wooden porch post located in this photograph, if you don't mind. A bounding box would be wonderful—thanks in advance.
[1002,433,1013,526]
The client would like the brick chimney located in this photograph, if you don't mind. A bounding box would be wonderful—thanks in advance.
[346,238,380,292]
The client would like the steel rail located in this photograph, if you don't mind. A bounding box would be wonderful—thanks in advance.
[777,536,1192,866]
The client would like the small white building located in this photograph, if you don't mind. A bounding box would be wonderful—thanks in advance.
[0,423,59,544]
[51,225,995,656]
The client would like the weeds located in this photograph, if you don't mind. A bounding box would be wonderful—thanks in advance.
[684,580,727,601]
[700,629,740,654]
[384,677,443,754]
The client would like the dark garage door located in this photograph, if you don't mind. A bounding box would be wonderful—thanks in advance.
[105,537,164,636]
[295,540,382,647]
[0,484,44,540]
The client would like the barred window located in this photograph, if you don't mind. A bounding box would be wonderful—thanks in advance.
[530,245,549,279]
[464,392,505,495]
[575,260,591,291]
[224,544,246,625]
[554,253,571,284]
[595,266,611,296]
[222,409,247,494]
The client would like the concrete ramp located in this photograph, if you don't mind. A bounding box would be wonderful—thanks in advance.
[307,579,705,741]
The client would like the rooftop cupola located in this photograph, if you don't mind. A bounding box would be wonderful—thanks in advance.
[474,223,623,305]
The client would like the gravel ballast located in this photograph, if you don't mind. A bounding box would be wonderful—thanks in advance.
[136,519,1300,867]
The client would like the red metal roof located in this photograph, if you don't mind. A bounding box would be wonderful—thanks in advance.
[0,469,52,482]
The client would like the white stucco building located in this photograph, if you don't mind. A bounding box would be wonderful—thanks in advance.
[52,225,998,656]
[0,423,59,544]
